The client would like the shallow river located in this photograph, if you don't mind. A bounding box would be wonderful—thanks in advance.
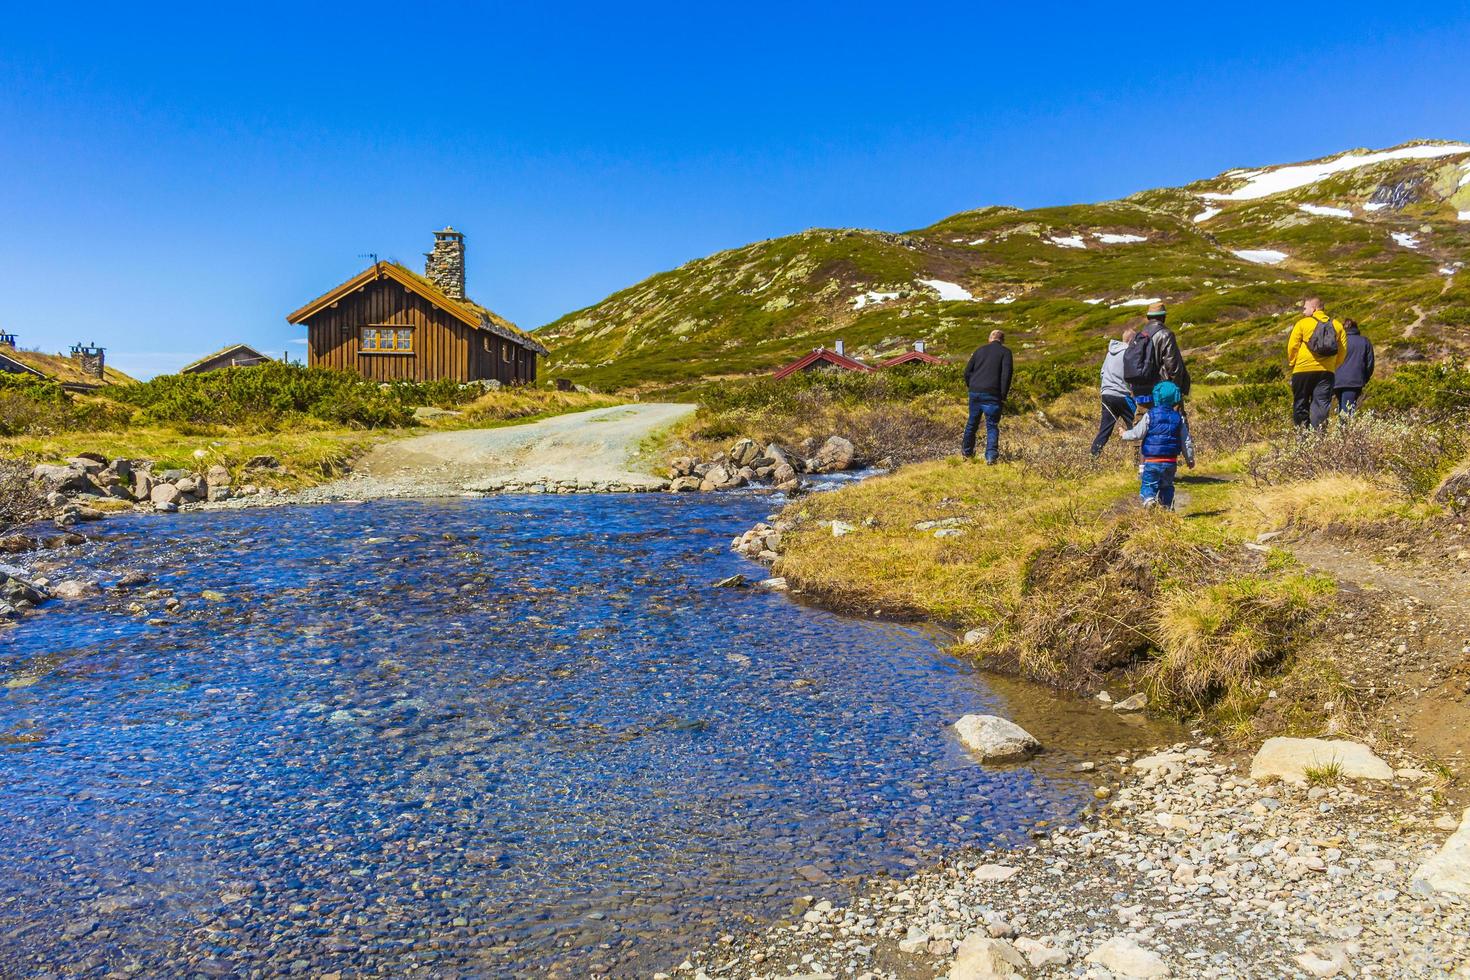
[0,494,1162,976]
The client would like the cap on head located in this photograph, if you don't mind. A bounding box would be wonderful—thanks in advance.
[1146,302,1167,318]
[1152,380,1182,407]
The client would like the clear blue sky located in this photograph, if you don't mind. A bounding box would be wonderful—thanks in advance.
[3,2,1467,378]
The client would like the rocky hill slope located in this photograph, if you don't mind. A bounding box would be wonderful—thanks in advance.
[539,141,1470,389]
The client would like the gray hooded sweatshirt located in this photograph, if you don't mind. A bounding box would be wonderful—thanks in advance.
[1100,339,1130,398]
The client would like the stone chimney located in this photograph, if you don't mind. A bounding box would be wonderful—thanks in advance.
[424,227,466,300]
[70,342,105,379]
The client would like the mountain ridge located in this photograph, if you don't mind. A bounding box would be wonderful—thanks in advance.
[540,140,1470,389]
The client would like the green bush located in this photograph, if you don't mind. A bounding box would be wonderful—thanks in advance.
[1368,362,1470,415]
[107,363,485,430]
[0,374,134,436]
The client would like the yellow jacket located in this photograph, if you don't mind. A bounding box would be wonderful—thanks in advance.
[1287,311,1347,374]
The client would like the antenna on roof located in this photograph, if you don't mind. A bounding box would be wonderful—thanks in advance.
[358,252,379,264]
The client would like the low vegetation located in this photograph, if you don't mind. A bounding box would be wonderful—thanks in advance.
[761,367,1470,736]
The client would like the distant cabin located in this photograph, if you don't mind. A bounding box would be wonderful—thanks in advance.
[0,334,134,391]
[180,344,273,374]
[287,228,548,384]
[771,344,874,381]
[878,343,944,369]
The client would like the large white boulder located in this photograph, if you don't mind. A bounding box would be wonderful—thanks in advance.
[948,934,1026,979]
[954,714,1040,763]
[1413,806,1470,896]
[1085,936,1170,977]
[1249,737,1393,785]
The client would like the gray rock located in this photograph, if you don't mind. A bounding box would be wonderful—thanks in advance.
[811,436,856,473]
[204,464,232,487]
[1249,737,1393,785]
[1413,805,1470,895]
[32,463,90,493]
[1112,692,1148,712]
[1084,936,1170,977]
[953,714,1040,763]
[150,484,182,506]
[948,934,1026,978]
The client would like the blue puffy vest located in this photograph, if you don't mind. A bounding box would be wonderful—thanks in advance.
[1142,405,1185,460]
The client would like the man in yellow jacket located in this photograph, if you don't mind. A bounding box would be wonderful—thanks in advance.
[1287,297,1348,430]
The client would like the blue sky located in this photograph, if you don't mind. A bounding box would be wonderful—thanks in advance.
[2,3,1467,378]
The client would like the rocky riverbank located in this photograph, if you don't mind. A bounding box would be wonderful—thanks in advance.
[666,738,1470,979]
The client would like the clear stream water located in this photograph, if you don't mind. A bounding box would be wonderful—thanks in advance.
[0,494,1164,977]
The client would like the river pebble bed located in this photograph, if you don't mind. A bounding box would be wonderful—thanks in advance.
[678,742,1470,979]
[0,494,1163,977]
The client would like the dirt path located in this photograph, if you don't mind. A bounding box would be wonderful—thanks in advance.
[300,402,695,500]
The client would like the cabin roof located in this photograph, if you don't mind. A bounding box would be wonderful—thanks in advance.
[179,343,273,373]
[287,261,549,355]
[0,348,136,388]
[877,349,945,368]
[771,347,874,381]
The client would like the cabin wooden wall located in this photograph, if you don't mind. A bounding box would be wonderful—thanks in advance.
[303,276,537,383]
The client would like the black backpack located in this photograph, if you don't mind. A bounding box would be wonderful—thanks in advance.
[1306,316,1340,358]
[1123,327,1160,386]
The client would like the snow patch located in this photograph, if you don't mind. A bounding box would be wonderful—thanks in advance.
[1046,235,1087,249]
[1299,204,1353,218]
[1096,233,1146,244]
[917,279,974,302]
[1109,297,1162,309]
[1459,167,1470,189]
[993,296,1016,305]
[1232,249,1289,265]
[1459,211,1470,221]
[969,238,987,245]
[1363,202,1388,212]
[853,290,899,310]
[1201,143,1470,201]
[1084,298,1106,305]
[1391,232,1420,249]
[1440,263,1464,277]
[1193,206,1222,223]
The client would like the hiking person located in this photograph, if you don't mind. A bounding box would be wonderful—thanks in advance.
[1332,318,1375,417]
[1091,328,1137,457]
[1287,297,1348,431]
[1119,380,1195,509]
[961,329,1013,464]
[1122,302,1191,412]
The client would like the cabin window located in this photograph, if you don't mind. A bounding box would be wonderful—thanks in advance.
[361,325,413,353]
[502,342,513,363]
[483,337,492,352]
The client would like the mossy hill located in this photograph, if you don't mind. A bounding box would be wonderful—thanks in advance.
[539,140,1470,389]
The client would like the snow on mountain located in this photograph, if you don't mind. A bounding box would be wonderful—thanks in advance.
[917,279,973,301]
[1299,204,1353,218]
[1233,249,1289,265]
[1391,232,1420,249]
[1046,235,1087,249]
[1192,207,1222,223]
[1096,233,1146,244]
[1201,143,1470,201]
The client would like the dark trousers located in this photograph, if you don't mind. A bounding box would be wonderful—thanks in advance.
[1335,387,1362,416]
[962,392,1003,462]
[1091,394,1136,456]
[1292,371,1334,430]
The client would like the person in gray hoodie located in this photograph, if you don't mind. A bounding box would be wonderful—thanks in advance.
[1091,328,1138,457]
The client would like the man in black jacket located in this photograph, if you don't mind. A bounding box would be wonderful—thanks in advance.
[1332,318,1375,417]
[961,330,1013,464]
[1126,302,1191,408]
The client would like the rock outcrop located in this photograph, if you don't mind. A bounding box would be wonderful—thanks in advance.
[953,714,1040,763]
[1413,806,1470,896]
[1249,737,1393,785]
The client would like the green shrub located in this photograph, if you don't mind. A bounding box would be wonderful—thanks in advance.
[1368,362,1470,415]
[0,374,134,436]
[107,363,486,430]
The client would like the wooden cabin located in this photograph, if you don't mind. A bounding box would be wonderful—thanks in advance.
[180,343,273,374]
[771,342,874,381]
[287,228,547,384]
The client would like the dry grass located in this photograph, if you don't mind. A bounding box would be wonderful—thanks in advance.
[1226,475,1434,535]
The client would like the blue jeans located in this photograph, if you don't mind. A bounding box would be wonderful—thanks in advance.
[962,393,1003,462]
[1140,462,1177,508]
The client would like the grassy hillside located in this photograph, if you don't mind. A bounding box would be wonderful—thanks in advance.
[539,140,1470,389]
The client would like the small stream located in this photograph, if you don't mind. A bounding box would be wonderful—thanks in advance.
[0,494,1168,976]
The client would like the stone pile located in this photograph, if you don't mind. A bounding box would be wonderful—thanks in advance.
[667,738,1470,978]
[0,565,50,621]
[31,454,286,519]
[670,436,859,495]
[470,477,667,494]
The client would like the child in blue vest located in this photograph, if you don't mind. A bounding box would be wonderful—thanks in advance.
[1118,380,1194,508]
